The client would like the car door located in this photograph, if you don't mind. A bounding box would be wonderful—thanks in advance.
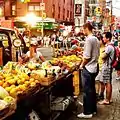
[0,32,12,65]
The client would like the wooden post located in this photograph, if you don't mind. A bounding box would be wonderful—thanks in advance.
[73,70,80,96]
[0,47,3,65]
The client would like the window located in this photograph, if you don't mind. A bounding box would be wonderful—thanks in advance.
[92,6,96,16]
[67,10,69,18]
[63,8,65,20]
[52,4,55,18]
[0,34,9,48]
[11,3,16,16]
[70,11,72,20]
[58,7,60,19]
[28,3,40,16]
[35,6,40,11]
[28,6,34,11]
[0,33,11,65]
[70,0,72,6]
[28,5,40,11]
[90,0,96,4]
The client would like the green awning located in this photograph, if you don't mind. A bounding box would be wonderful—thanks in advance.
[33,22,59,30]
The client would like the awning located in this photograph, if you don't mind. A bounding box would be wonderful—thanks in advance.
[15,17,55,23]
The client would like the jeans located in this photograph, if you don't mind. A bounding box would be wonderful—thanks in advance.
[82,67,98,115]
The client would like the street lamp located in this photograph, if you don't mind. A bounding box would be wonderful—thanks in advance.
[24,12,38,27]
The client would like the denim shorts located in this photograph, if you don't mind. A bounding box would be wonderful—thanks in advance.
[101,65,112,84]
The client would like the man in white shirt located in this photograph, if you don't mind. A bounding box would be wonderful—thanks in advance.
[77,23,100,118]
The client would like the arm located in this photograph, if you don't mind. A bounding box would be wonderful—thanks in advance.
[40,56,46,62]
[102,45,111,60]
[80,58,91,68]
[80,39,92,69]
[102,52,108,60]
[38,51,46,62]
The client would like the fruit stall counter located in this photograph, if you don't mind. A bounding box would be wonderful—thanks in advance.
[5,65,80,120]
[6,72,75,120]
[0,54,82,120]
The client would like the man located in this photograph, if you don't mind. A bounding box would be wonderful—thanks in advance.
[27,40,46,62]
[99,32,114,105]
[77,23,100,118]
[19,40,45,64]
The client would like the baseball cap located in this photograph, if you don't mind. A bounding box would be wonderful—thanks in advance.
[31,40,38,46]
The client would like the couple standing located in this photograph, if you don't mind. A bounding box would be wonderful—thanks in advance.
[78,23,114,119]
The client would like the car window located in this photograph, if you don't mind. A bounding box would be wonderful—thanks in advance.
[0,33,9,48]
[11,31,18,41]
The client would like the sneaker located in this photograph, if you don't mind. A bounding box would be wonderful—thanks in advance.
[93,112,97,115]
[77,113,93,119]
[96,93,100,101]
[98,99,110,105]
[99,94,104,100]
[116,77,120,80]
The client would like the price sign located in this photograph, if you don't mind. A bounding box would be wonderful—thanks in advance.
[40,3,45,10]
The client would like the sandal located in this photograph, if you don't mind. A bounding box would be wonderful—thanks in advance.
[110,100,113,103]
[98,100,110,105]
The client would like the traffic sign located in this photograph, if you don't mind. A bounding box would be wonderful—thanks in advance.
[95,7,102,15]
[42,12,46,19]
[40,3,45,10]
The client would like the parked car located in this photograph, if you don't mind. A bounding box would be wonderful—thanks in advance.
[0,27,28,65]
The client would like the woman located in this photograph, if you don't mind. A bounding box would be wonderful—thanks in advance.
[115,42,120,80]
[95,35,105,100]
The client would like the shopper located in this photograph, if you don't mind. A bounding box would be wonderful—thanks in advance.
[115,41,120,80]
[77,23,100,118]
[99,32,114,105]
[95,35,105,101]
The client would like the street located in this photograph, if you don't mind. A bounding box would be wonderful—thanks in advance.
[40,47,120,120]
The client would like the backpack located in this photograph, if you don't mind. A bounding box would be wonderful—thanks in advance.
[109,44,119,69]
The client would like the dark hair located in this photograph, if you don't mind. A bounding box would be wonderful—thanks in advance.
[104,32,112,41]
[83,23,94,31]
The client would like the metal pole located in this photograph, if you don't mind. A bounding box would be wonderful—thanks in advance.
[41,0,44,37]
[110,0,112,32]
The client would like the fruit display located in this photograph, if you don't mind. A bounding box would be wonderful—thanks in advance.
[0,86,16,119]
[50,55,82,71]
[0,54,82,99]
[0,71,40,98]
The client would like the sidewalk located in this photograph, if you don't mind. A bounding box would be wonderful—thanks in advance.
[58,72,120,120]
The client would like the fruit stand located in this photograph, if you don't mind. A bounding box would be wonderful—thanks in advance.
[0,54,82,120]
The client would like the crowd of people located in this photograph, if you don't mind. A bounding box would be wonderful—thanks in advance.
[17,23,120,119]
[77,23,120,119]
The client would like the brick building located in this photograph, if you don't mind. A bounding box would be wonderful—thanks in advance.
[2,0,74,25]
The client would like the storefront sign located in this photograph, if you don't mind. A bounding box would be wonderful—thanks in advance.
[40,3,45,10]
[34,22,58,29]
[1,20,14,28]
[75,4,82,16]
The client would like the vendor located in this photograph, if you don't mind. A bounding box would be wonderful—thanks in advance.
[19,40,45,63]
[27,40,45,62]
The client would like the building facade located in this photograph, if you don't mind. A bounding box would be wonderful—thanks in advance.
[1,0,74,25]
[89,0,98,16]
[74,0,89,27]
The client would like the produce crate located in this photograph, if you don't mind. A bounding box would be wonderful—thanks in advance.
[0,101,16,120]
[16,83,41,101]
[40,76,55,86]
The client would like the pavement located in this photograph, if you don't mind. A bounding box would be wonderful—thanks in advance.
[39,47,120,120]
